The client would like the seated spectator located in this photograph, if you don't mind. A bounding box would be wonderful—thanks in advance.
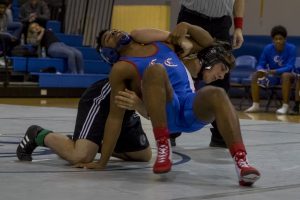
[27,22,84,74]
[245,25,296,114]
[290,69,300,115]
[0,0,23,55]
[5,0,12,22]
[44,0,65,21]
[19,0,50,41]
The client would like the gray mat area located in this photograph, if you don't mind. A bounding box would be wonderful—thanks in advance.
[0,104,300,200]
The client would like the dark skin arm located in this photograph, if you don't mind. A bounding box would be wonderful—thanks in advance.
[170,22,214,56]
[130,22,214,57]
[74,61,138,169]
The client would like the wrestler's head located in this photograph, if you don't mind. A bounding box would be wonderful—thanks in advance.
[96,29,132,64]
[96,29,131,50]
[196,41,235,84]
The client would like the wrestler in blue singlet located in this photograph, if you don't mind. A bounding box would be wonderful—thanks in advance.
[120,42,208,133]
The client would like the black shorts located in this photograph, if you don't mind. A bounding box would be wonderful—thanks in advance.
[73,79,149,153]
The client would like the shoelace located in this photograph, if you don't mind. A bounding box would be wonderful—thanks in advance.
[234,152,250,169]
[157,141,169,163]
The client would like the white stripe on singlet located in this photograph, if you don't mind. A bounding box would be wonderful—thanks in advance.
[180,0,234,18]
[79,82,111,139]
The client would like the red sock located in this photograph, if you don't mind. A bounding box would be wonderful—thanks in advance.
[153,127,170,140]
[229,143,247,157]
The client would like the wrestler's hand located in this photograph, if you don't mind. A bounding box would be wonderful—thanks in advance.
[73,161,105,170]
[115,89,142,110]
[170,22,189,45]
[177,37,193,58]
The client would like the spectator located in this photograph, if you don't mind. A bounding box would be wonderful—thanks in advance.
[5,0,12,22]
[290,68,300,115]
[0,0,23,55]
[44,0,65,21]
[19,0,50,41]
[27,22,84,74]
[245,25,296,115]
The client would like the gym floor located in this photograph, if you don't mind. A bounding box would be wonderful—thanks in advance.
[0,99,299,200]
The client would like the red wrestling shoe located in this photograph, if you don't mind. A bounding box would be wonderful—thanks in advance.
[153,136,172,174]
[233,151,261,186]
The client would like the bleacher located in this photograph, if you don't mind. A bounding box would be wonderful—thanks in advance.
[5,0,110,90]
[10,21,110,88]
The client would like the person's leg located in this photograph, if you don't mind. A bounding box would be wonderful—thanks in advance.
[112,113,152,162]
[193,86,260,186]
[16,125,98,164]
[68,46,85,74]
[201,16,232,148]
[142,64,174,173]
[171,5,210,147]
[48,42,77,73]
[7,22,23,41]
[208,73,230,148]
[276,72,294,114]
[291,76,300,114]
[245,71,265,112]
[16,79,110,164]
[40,79,112,163]
[44,134,98,164]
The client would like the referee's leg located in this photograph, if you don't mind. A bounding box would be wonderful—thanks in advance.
[208,73,230,148]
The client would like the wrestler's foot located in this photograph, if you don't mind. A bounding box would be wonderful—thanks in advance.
[233,151,261,186]
[153,136,172,174]
[16,125,44,161]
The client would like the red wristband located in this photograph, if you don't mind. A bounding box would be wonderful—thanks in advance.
[234,17,243,29]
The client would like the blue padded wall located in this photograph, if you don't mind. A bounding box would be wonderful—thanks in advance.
[12,57,27,72]
[84,60,111,74]
[27,58,66,73]
[38,73,109,88]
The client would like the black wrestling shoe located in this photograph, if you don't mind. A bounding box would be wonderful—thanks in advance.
[16,125,44,161]
[209,128,227,148]
[169,132,182,147]
[170,138,176,147]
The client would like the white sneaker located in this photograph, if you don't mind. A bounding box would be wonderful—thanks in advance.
[276,104,289,115]
[244,104,260,113]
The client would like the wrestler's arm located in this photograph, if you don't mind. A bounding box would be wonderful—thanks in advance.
[75,62,135,169]
[171,22,214,53]
[130,28,170,44]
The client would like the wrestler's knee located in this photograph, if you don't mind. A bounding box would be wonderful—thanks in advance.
[143,64,165,80]
[199,86,227,104]
[68,140,98,164]
[68,151,95,165]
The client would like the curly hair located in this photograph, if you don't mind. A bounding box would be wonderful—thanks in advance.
[271,25,287,38]
[96,29,108,51]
